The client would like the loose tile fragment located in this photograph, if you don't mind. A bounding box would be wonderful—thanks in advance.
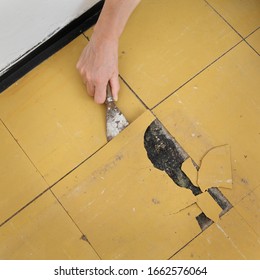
[198,145,233,192]
[196,192,222,223]
[181,157,198,186]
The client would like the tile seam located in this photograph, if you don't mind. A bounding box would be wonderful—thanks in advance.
[244,27,260,56]
[204,0,260,56]
[119,74,149,110]
[0,119,49,187]
[203,0,244,39]
[50,189,102,260]
[151,39,243,111]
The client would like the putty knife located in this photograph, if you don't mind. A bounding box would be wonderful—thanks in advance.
[106,84,129,141]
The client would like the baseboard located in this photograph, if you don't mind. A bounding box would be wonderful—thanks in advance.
[0,0,104,93]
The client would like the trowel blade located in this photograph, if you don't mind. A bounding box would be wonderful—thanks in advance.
[106,105,129,141]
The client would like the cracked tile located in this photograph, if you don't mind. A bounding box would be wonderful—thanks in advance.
[172,208,260,259]
[198,145,232,192]
[181,157,198,187]
[0,191,99,260]
[172,208,260,260]
[153,42,260,206]
[53,111,201,259]
[196,191,222,223]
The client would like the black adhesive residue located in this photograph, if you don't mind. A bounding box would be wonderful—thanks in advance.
[144,119,202,196]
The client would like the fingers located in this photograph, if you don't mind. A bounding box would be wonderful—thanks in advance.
[76,40,120,104]
[93,82,107,104]
[109,74,120,102]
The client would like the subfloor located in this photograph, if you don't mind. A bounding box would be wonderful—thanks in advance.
[0,0,260,260]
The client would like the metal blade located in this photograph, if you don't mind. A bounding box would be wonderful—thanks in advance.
[105,84,129,141]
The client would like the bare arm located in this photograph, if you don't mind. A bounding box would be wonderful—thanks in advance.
[77,0,141,104]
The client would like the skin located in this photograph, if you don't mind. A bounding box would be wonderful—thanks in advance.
[76,0,141,104]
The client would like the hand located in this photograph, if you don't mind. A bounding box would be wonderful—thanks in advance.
[76,35,120,104]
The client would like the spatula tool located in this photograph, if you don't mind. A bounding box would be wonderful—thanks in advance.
[106,84,129,141]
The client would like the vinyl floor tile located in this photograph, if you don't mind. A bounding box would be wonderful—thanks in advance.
[117,0,241,108]
[235,185,260,237]
[0,121,47,225]
[207,0,260,37]
[246,28,260,54]
[172,208,260,260]
[0,191,100,260]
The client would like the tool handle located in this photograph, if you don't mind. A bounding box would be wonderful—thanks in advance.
[106,84,114,103]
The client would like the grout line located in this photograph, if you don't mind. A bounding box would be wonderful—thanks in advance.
[0,188,50,228]
[203,0,244,39]
[151,40,243,111]
[243,27,260,56]
[119,75,149,110]
[204,1,260,56]
[50,189,102,260]
[0,119,48,186]
[0,141,108,227]
[167,230,203,260]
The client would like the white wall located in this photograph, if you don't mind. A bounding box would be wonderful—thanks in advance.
[0,0,99,76]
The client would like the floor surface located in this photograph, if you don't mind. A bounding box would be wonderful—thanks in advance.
[0,0,259,260]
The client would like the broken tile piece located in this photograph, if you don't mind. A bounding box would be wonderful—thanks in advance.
[181,157,198,186]
[196,191,222,223]
[198,145,233,192]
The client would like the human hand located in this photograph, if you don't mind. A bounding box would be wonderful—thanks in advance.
[76,35,120,104]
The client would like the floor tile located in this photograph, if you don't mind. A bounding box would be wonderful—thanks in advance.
[235,186,260,237]
[207,0,260,37]
[0,35,146,185]
[53,111,202,260]
[172,208,260,260]
[0,191,99,260]
[117,0,240,108]
[246,28,260,54]
[197,145,232,192]
[196,192,222,223]
[153,42,260,206]
[0,121,47,225]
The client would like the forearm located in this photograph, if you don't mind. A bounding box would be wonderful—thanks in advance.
[93,0,141,41]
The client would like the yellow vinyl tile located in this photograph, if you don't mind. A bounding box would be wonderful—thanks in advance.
[0,35,146,186]
[0,121,47,225]
[181,158,198,187]
[0,191,100,260]
[246,28,260,54]
[153,42,260,206]
[53,111,202,260]
[172,208,260,260]
[235,185,260,237]
[116,0,240,108]
[207,0,260,38]
[197,145,232,192]
[196,192,222,223]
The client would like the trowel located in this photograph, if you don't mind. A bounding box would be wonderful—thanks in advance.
[105,83,129,141]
